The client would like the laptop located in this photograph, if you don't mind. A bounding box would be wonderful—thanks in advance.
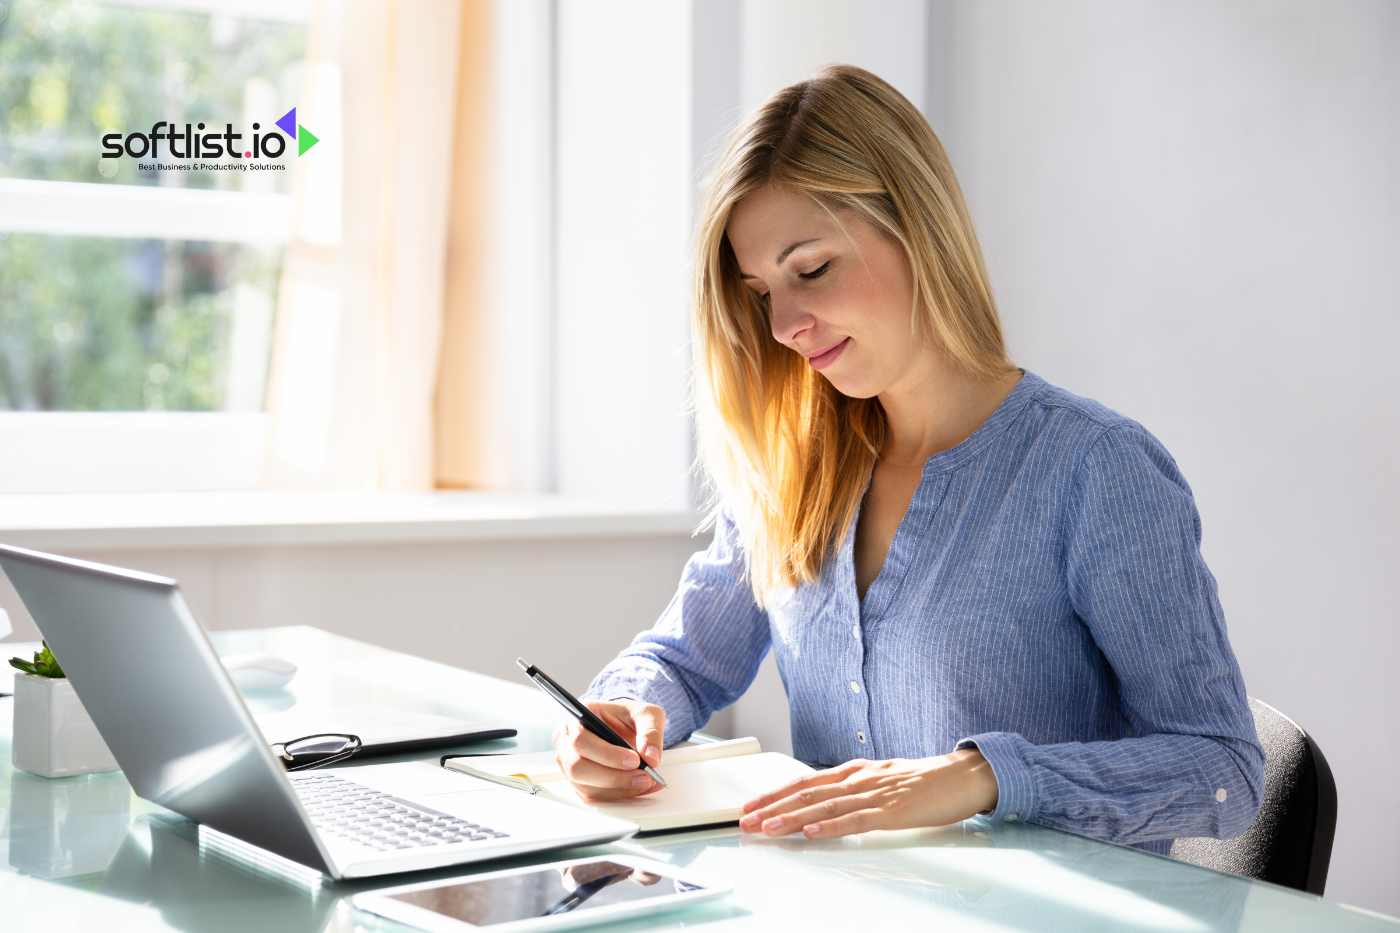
[0,543,638,879]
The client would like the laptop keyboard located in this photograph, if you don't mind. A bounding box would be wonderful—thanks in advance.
[290,772,510,852]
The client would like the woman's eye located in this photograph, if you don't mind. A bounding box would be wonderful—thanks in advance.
[798,261,831,281]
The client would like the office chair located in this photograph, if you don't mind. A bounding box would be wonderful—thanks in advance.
[1170,697,1337,895]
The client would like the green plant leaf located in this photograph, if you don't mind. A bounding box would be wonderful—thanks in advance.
[35,642,65,677]
[7,642,65,678]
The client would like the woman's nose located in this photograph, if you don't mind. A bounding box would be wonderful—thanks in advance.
[768,295,815,346]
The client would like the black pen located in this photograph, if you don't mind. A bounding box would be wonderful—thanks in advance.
[515,657,667,787]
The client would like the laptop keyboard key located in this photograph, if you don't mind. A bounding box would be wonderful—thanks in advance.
[289,773,510,852]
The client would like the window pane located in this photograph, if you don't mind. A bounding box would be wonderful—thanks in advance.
[0,233,281,412]
[0,0,307,194]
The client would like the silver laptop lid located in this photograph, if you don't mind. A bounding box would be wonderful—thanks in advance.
[0,543,334,875]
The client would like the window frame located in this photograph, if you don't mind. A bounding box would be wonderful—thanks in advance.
[0,179,291,492]
[0,0,304,493]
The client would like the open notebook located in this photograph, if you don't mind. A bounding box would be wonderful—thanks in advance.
[442,736,813,832]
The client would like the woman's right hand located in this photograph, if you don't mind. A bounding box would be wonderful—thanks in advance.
[552,700,666,802]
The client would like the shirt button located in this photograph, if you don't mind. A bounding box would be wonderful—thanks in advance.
[1216,788,1228,802]
[1007,813,1019,822]
[848,681,861,694]
[851,623,860,641]
[856,730,866,743]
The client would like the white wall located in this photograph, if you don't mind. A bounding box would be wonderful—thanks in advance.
[553,1,695,510]
[714,0,1398,915]
[934,0,1399,915]
[739,0,929,114]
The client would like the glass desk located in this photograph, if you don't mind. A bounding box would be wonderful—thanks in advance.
[2,626,1395,932]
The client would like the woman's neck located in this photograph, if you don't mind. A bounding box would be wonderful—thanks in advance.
[877,363,1021,468]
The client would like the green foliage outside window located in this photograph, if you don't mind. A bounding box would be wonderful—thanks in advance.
[0,0,305,412]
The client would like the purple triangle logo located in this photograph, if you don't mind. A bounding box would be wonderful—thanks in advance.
[275,107,297,138]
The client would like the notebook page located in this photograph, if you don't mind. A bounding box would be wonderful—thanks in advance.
[563,752,816,832]
[449,736,763,785]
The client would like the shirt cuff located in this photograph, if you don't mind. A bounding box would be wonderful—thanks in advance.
[955,732,1037,827]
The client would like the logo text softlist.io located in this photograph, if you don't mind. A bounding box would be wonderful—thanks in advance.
[101,107,319,160]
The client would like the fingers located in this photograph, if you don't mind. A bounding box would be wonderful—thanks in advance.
[739,778,854,831]
[552,700,669,801]
[575,724,642,770]
[752,786,885,837]
[799,806,888,839]
[557,738,657,800]
[596,701,666,767]
[558,755,660,803]
[562,753,656,790]
[741,760,864,815]
[628,703,667,767]
[740,755,971,840]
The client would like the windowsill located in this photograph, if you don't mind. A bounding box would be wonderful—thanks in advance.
[0,491,704,551]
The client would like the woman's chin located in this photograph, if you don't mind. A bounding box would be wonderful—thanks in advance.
[824,375,878,400]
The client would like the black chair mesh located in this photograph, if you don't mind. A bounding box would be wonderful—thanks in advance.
[1169,697,1336,895]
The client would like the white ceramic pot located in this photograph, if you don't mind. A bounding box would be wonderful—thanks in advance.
[12,674,120,778]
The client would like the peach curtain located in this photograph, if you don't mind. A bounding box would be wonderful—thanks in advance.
[434,0,503,490]
[262,0,469,490]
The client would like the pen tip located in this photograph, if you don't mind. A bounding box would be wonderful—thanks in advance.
[515,657,529,671]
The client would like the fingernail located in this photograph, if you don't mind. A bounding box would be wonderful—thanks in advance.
[645,744,660,762]
[631,774,651,789]
[739,814,758,830]
[762,818,784,834]
[803,824,820,837]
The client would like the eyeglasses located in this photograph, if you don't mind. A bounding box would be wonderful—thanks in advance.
[272,733,362,771]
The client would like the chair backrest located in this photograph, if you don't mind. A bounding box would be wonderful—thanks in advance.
[1169,697,1336,895]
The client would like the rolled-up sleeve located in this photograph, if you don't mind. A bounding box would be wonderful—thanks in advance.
[957,424,1264,844]
[581,507,772,747]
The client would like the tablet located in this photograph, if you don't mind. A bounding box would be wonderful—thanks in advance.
[350,855,731,932]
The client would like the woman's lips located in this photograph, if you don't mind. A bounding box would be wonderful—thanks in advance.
[808,337,851,370]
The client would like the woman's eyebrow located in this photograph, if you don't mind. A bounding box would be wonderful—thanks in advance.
[738,238,823,279]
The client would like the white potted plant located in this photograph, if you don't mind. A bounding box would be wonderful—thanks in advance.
[9,642,119,778]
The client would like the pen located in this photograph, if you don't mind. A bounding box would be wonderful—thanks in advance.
[515,657,667,787]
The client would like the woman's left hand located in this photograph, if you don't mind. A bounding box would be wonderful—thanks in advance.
[738,748,999,839]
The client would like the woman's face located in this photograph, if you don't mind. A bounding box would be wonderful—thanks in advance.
[726,183,923,399]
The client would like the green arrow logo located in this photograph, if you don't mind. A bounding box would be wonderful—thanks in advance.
[298,125,318,156]
[276,107,320,156]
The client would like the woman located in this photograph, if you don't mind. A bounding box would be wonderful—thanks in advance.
[557,64,1263,853]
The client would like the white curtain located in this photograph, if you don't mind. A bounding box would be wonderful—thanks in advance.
[262,0,463,490]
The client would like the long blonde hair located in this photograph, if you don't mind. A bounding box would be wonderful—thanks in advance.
[690,64,1015,610]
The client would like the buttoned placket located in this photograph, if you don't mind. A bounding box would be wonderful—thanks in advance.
[845,532,873,755]
[843,469,953,759]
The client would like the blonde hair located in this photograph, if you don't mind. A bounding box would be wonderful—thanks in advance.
[690,64,1016,611]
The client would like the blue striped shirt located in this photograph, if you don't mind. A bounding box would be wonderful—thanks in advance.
[584,369,1264,852]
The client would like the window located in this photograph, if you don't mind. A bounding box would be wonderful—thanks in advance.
[0,0,310,491]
